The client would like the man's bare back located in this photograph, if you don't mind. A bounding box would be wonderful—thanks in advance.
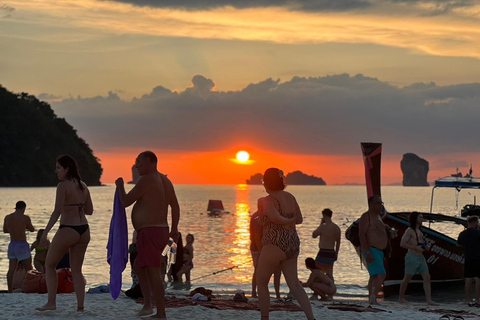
[3,212,34,241]
[313,222,341,250]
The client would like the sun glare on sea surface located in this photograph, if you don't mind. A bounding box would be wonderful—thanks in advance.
[236,151,250,163]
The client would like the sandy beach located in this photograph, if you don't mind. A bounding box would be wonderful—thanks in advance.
[1,291,480,320]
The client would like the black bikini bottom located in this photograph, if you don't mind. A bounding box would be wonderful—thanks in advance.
[59,224,89,236]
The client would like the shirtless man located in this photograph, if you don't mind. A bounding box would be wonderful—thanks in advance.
[116,151,180,319]
[458,216,480,306]
[3,201,35,292]
[312,208,340,300]
[359,195,388,305]
[398,212,436,305]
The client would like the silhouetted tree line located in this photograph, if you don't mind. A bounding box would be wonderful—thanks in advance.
[0,85,102,186]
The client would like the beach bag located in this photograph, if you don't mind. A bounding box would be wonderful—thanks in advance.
[22,270,47,293]
[56,268,86,293]
[57,268,75,293]
[12,265,27,291]
[345,221,361,247]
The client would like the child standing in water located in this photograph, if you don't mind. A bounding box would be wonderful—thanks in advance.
[176,234,194,282]
[30,229,50,273]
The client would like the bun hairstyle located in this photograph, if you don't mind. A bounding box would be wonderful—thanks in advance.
[263,168,286,191]
[56,155,84,191]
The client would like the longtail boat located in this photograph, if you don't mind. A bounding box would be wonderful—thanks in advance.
[347,142,468,295]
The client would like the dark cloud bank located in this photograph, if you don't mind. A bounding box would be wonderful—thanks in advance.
[107,0,474,13]
[50,74,480,158]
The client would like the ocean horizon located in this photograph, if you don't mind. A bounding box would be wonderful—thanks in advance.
[1,184,476,298]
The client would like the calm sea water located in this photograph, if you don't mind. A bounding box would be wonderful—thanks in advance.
[0,185,475,297]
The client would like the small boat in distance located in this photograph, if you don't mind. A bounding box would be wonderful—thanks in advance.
[206,200,230,217]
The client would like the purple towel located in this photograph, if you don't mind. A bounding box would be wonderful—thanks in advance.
[107,189,128,300]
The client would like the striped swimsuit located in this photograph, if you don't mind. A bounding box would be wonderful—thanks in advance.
[262,196,300,259]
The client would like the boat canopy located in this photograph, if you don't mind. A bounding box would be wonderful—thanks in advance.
[430,176,480,213]
[434,177,480,188]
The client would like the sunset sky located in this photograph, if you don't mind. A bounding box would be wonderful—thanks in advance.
[2,0,480,185]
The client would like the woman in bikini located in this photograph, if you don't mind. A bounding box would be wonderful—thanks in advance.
[256,168,315,320]
[30,229,50,273]
[176,233,194,282]
[37,155,93,312]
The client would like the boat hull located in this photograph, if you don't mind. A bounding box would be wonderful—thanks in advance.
[383,212,465,295]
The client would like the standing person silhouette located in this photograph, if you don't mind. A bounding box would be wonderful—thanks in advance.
[358,195,388,305]
[256,168,315,320]
[37,155,93,312]
[311,208,340,300]
[116,151,180,319]
[398,212,436,305]
[250,197,281,299]
[4,200,35,292]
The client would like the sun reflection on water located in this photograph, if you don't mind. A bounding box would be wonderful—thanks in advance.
[229,184,253,282]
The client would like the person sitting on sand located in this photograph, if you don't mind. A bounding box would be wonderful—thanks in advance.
[300,258,336,300]
[3,200,35,292]
[30,229,50,273]
[37,155,94,312]
[176,233,194,282]
[398,212,437,305]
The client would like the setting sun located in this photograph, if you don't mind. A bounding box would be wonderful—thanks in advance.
[236,151,250,163]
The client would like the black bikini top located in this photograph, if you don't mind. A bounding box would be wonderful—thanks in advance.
[64,203,85,221]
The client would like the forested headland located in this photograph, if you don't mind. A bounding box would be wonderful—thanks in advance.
[0,85,102,186]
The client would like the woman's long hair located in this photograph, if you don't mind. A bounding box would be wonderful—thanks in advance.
[57,155,84,191]
[36,229,45,241]
[409,211,421,230]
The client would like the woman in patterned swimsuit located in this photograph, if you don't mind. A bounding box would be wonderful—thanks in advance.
[256,168,315,320]
[37,155,94,312]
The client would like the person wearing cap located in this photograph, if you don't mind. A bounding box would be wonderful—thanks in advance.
[3,200,35,292]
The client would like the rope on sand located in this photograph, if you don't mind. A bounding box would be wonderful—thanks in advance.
[191,266,238,281]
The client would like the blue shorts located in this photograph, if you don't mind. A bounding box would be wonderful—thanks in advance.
[405,252,429,275]
[8,241,31,261]
[363,247,386,276]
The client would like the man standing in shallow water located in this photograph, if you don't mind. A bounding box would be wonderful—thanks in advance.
[116,151,180,319]
[359,195,388,305]
[3,201,35,292]
[312,208,340,300]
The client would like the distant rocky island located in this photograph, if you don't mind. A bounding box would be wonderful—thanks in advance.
[246,171,326,185]
[401,153,429,186]
[0,85,103,186]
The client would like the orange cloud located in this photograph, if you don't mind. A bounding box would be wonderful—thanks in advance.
[7,0,480,59]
